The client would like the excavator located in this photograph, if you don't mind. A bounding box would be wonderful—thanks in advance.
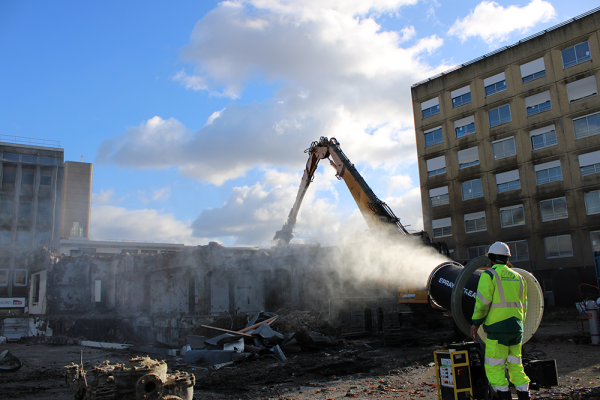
[273,136,449,306]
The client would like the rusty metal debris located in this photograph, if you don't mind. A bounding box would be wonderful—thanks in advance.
[65,355,195,400]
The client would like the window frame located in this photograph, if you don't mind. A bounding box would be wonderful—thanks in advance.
[531,129,557,150]
[584,190,600,215]
[535,165,563,185]
[452,92,472,108]
[432,218,452,238]
[489,104,512,128]
[485,80,507,96]
[467,245,489,259]
[561,41,592,69]
[506,240,529,261]
[544,235,573,259]
[539,197,568,222]
[492,136,516,160]
[464,212,487,234]
[461,179,483,201]
[573,112,600,140]
[499,205,525,228]
[424,127,443,147]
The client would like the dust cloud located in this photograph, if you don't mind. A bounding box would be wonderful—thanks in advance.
[332,232,451,290]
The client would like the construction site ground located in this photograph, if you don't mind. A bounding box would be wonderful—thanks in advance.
[1,319,599,400]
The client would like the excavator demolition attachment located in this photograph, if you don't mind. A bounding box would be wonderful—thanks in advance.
[273,136,448,255]
[273,137,449,308]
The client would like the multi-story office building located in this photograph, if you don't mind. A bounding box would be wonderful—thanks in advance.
[411,8,600,305]
[0,137,64,299]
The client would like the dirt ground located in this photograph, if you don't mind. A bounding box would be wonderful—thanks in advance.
[1,320,599,400]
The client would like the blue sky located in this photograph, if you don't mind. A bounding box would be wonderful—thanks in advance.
[1,0,597,247]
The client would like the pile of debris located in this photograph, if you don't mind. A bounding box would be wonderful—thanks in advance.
[181,311,338,369]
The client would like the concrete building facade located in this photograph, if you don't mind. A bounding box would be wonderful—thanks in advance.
[0,137,64,299]
[411,8,600,303]
[60,161,93,239]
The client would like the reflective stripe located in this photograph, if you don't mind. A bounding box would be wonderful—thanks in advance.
[491,301,523,309]
[494,387,510,392]
[518,275,524,299]
[477,291,492,306]
[489,266,524,309]
[507,355,522,364]
[516,384,529,391]
[485,357,507,365]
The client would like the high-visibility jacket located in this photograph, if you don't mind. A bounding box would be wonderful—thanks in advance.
[472,264,527,333]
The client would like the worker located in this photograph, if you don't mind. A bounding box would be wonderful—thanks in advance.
[470,241,530,400]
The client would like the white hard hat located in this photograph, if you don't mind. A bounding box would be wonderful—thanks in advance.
[488,241,511,256]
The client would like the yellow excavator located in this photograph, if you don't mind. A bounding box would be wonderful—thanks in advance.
[273,136,449,306]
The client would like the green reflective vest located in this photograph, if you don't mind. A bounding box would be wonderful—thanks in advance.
[472,264,528,333]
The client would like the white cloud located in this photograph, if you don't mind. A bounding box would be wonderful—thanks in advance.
[152,186,172,202]
[92,188,116,205]
[384,187,424,232]
[448,0,556,45]
[97,1,450,186]
[387,174,413,194]
[91,205,204,245]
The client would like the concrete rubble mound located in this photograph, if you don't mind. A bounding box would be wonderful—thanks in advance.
[65,355,195,400]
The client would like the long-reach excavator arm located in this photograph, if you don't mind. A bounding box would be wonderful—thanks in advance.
[274,136,409,244]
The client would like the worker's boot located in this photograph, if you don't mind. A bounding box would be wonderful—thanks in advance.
[496,390,512,400]
[517,391,530,400]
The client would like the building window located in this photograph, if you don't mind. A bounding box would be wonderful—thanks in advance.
[16,230,29,246]
[0,269,7,286]
[540,197,568,222]
[37,203,50,221]
[421,97,440,119]
[525,91,551,116]
[39,157,58,166]
[21,172,34,185]
[458,146,479,169]
[1,153,19,162]
[492,137,516,160]
[562,41,591,69]
[40,174,52,186]
[489,104,511,127]
[535,161,562,185]
[464,211,486,234]
[121,249,139,254]
[579,150,600,176]
[424,126,443,147]
[432,217,452,238]
[426,156,446,177]
[530,125,557,150]
[0,230,10,245]
[467,245,489,259]
[0,200,12,219]
[429,186,449,207]
[454,115,475,138]
[591,231,600,252]
[2,171,16,185]
[21,155,36,164]
[544,235,573,258]
[35,232,49,245]
[496,170,520,193]
[500,205,525,228]
[18,202,31,220]
[462,178,483,200]
[573,112,600,139]
[566,76,598,103]
[506,240,529,261]
[484,72,507,96]
[13,269,27,286]
[451,86,471,108]
[520,57,546,83]
[584,190,600,215]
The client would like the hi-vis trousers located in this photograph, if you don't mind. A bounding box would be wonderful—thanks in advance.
[484,332,530,392]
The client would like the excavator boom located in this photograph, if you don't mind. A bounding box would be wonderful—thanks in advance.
[273,137,408,244]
